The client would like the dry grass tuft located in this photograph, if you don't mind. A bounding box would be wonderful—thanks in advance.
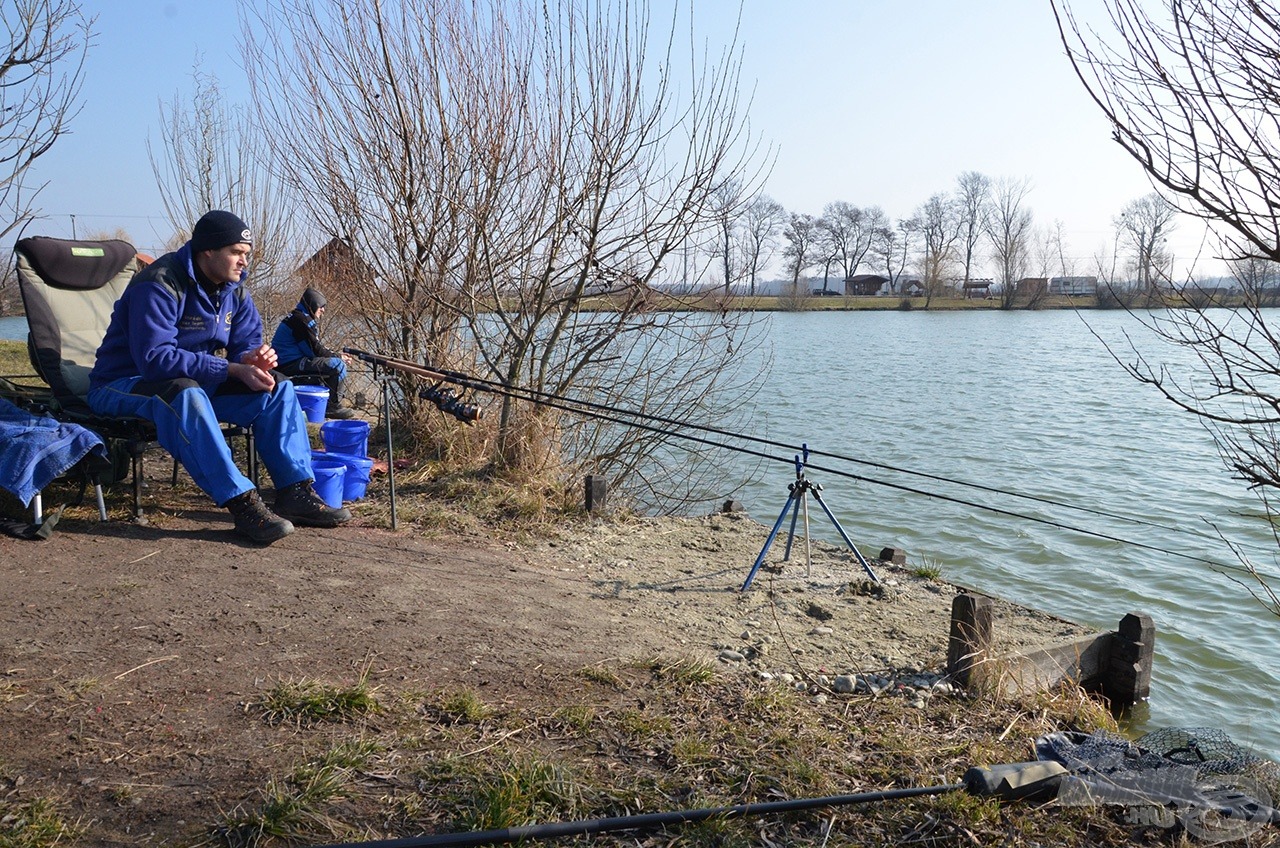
[201,657,1147,847]
[255,676,381,727]
[0,795,82,848]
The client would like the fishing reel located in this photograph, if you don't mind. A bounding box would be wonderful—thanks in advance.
[420,383,482,425]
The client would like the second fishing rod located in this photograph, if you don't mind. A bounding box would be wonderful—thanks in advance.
[345,347,1223,544]
[343,347,1265,578]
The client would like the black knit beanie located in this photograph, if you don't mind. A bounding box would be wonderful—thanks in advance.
[190,210,253,253]
[300,287,327,315]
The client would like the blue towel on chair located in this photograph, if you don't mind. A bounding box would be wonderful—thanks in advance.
[0,397,107,507]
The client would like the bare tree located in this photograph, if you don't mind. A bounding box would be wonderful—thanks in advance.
[916,193,960,307]
[1114,192,1176,298]
[870,212,911,295]
[820,201,875,285]
[1227,256,1280,309]
[148,63,300,309]
[955,170,991,289]
[813,214,840,294]
[1055,0,1280,606]
[738,194,785,297]
[1049,218,1075,278]
[782,212,820,288]
[708,178,746,295]
[890,216,919,295]
[1054,0,1280,267]
[986,176,1034,309]
[0,0,92,242]
[1013,224,1053,309]
[1029,226,1053,280]
[243,0,768,511]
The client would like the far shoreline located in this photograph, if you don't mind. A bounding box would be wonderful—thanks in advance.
[6,288,1275,330]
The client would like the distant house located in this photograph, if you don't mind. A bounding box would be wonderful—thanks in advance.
[845,273,889,296]
[1049,275,1098,296]
[1189,287,1234,302]
[1016,277,1048,297]
[962,278,993,299]
[296,237,376,286]
[902,280,925,297]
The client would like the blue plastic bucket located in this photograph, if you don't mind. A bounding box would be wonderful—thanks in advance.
[295,384,330,424]
[321,419,370,456]
[323,451,373,501]
[311,459,347,508]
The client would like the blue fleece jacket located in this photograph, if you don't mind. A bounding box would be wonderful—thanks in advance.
[271,302,318,366]
[89,243,263,393]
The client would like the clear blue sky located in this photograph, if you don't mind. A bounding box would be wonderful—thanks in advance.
[26,0,1217,276]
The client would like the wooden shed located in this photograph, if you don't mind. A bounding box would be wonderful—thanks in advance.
[296,237,376,285]
[845,274,888,296]
[962,278,993,299]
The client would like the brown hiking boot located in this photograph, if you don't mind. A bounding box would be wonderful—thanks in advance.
[225,489,295,544]
[274,480,353,527]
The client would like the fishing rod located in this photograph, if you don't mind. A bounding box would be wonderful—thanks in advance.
[345,348,1224,545]
[344,348,1269,577]
[346,349,485,424]
[315,761,1067,848]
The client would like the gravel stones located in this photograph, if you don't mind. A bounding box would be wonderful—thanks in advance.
[531,512,1093,706]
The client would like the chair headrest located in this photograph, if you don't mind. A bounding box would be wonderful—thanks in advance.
[15,237,139,290]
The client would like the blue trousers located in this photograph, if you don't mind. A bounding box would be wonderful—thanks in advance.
[279,356,346,407]
[87,376,314,506]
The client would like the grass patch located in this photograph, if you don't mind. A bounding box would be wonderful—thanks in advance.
[61,676,99,699]
[669,734,716,767]
[311,739,382,770]
[386,464,573,531]
[256,676,380,726]
[551,703,595,734]
[908,556,944,580]
[578,664,623,688]
[430,688,492,725]
[615,707,674,739]
[209,761,352,847]
[208,741,381,846]
[453,756,587,832]
[209,672,1135,847]
[638,656,717,687]
[0,339,38,381]
[0,796,82,848]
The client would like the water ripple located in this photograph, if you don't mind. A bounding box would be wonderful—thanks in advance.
[732,310,1280,757]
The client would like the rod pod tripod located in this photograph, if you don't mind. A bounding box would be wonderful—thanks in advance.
[741,445,879,590]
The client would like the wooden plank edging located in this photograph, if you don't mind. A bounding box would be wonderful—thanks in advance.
[944,591,1155,708]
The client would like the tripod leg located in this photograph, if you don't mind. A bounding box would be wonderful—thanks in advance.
[802,490,812,578]
[811,489,879,582]
[781,489,803,562]
[742,491,798,591]
[383,377,398,531]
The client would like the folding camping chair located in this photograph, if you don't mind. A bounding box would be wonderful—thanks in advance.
[13,235,257,523]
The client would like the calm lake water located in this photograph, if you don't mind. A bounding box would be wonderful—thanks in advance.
[0,315,25,342]
[731,309,1278,757]
[3,309,1277,755]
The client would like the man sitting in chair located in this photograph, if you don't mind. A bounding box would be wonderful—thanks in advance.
[86,210,351,544]
[271,286,356,420]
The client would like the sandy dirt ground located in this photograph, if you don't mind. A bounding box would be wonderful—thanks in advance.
[0,488,1093,843]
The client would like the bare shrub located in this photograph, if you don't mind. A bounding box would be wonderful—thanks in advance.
[243,0,769,511]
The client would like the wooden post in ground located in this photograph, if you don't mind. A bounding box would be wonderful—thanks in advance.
[585,475,608,514]
[879,547,907,565]
[1102,612,1155,706]
[946,592,993,688]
